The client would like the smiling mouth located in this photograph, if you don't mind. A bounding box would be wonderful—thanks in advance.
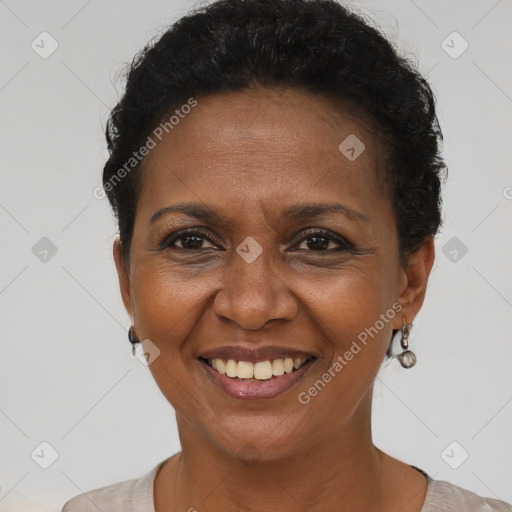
[198,356,316,381]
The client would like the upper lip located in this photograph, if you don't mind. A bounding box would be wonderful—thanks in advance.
[198,345,316,362]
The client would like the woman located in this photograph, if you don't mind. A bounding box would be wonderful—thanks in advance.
[62,0,512,510]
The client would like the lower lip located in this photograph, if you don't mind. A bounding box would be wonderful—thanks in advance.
[199,359,315,400]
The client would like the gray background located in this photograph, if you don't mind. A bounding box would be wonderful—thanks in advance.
[1,0,511,510]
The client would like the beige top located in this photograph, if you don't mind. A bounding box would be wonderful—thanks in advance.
[61,459,512,511]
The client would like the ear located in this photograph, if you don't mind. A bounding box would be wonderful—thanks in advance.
[393,236,435,328]
[113,238,133,320]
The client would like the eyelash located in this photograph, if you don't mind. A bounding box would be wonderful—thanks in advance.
[158,227,355,253]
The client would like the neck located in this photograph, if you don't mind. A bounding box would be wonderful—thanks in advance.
[163,393,406,511]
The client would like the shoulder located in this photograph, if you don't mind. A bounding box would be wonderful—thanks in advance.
[61,477,139,512]
[60,460,164,512]
[425,479,512,511]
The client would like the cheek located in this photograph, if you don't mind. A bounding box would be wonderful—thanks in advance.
[129,262,218,412]
[289,273,395,439]
[302,267,395,386]
[131,259,218,339]
[301,260,396,338]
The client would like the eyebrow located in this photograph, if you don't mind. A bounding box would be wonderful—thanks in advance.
[149,202,370,225]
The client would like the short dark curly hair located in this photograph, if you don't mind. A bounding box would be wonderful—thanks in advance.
[103,0,446,274]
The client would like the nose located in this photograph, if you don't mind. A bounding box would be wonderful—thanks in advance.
[212,243,298,330]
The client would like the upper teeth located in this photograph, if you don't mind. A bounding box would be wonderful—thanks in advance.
[209,357,310,380]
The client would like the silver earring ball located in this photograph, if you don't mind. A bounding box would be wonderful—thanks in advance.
[397,350,417,368]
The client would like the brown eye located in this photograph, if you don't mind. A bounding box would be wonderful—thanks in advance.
[159,229,220,250]
[291,229,354,252]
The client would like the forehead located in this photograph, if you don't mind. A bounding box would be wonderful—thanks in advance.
[137,87,390,226]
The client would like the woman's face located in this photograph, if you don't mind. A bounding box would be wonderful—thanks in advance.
[114,87,432,461]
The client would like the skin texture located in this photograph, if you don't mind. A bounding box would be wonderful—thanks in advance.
[113,87,435,511]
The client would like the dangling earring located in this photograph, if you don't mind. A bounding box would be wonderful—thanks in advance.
[397,317,417,368]
[128,326,140,356]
